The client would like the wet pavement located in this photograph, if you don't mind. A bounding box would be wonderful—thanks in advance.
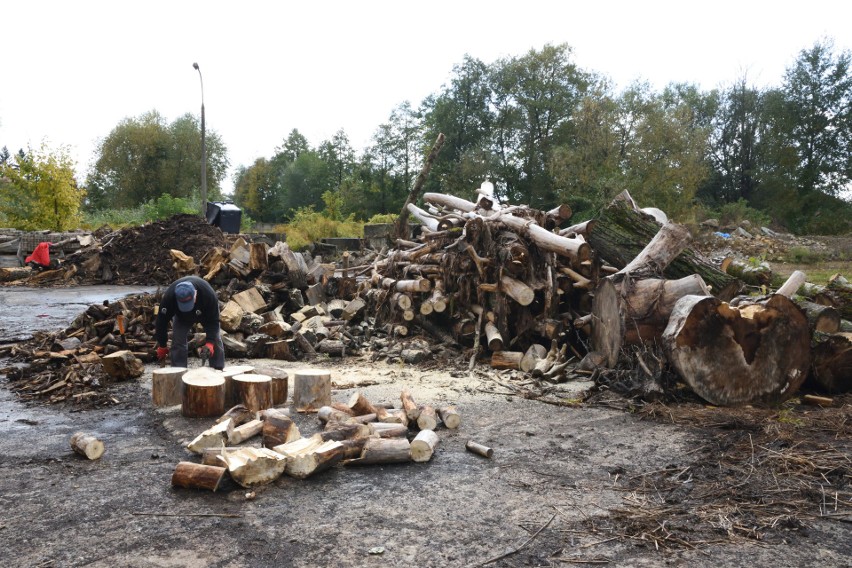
[0,285,158,342]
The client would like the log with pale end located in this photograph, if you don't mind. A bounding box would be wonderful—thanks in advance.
[346,437,411,466]
[70,432,105,460]
[227,419,264,445]
[171,461,227,491]
[663,294,811,406]
[182,369,226,418]
[253,366,289,406]
[292,369,332,412]
[232,373,272,413]
[221,365,256,406]
[368,423,408,438]
[465,440,493,458]
[151,367,186,407]
[321,422,372,441]
[201,446,243,466]
[437,406,461,429]
[410,429,440,463]
[417,405,438,430]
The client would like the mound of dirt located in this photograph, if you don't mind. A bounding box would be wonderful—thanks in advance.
[72,214,227,285]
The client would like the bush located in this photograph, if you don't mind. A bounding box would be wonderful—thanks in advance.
[717,199,771,228]
[283,207,364,251]
[141,194,197,221]
[366,213,397,224]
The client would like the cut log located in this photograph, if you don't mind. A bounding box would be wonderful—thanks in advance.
[292,369,332,412]
[338,438,371,460]
[186,419,232,454]
[826,274,852,320]
[347,391,378,416]
[70,432,104,460]
[465,440,493,458]
[272,433,346,479]
[151,367,186,407]
[201,446,243,466]
[219,447,288,487]
[616,221,692,279]
[342,297,366,321]
[252,366,289,406]
[437,406,461,429]
[101,349,144,381]
[221,365,256,407]
[346,437,411,466]
[796,300,841,333]
[495,213,590,263]
[232,287,267,314]
[417,405,438,430]
[410,429,440,463]
[228,418,264,445]
[368,422,409,438]
[500,275,535,306]
[490,351,523,370]
[400,389,420,421]
[591,279,623,368]
[811,332,851,393]
[318,405,355,424]
[662,294,811,406]
[232,373,272,413]
[776,270,808,299]
[721,257,773,287]
[182,371,226,418]
[171,462,227,491]
[216,404,254,427]
[620,275,711,345]
[262,408,302,448]
[484,322,503,352]
[320,422,372,441]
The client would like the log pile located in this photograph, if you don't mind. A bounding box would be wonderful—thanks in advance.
[172,389,458,492]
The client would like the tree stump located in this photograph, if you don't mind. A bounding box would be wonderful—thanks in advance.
[70,432,104,460]
[253,366,289,406]
[151,367,187,407]
[233,373,272,413]
[222,365,255,407]
[663,294,811,406]
[171,462,227,491]
[292,369,332,412]
[182,370,226,418]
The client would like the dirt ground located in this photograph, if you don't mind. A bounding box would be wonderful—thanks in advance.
[1,352,849,567]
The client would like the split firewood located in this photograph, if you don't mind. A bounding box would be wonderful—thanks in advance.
[663,294,811,405]
[70,432,105,460]
[101,349,144,380]
[201,446,243,466]
[272,434,345,479]
[400,389,420,421]
[347,392,378,416]
[437,406,461,429]
[331,402,356,416]
[520,344,548,373]
[262,408,301,448]
[186,419,233,455]
[410,430,440,463]
[219,447,289,488]
[171,462,227,491]
[318,406,356,424]
[228,419,264,445]
[338,437,371,460]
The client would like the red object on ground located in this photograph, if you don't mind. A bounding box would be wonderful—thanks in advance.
[25,242,51,266]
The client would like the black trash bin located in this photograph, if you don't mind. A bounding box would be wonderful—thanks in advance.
[206,201,242,234]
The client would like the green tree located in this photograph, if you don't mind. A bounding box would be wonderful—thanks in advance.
[781,39,852,196]
[233,158,283,222]
[0,144,85,230]
[86,110,228,209]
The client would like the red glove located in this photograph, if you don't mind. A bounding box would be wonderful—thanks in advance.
[156,346,169,361]
[199,342,215,358]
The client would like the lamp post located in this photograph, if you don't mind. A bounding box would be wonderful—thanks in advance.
[192,62,207,218]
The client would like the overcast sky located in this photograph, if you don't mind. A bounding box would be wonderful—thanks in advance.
[1,1,850,195]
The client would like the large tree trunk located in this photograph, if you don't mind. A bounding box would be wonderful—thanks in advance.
[662,294,811,406]
[811,332,852,394]
[588,191,741,300]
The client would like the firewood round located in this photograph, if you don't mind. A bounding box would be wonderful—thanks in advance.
[182,371,226,418]
[232,373,273,413]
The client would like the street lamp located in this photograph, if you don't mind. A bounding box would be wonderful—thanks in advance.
[192,62,207,218]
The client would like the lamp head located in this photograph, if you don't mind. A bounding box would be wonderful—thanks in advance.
[193,62,199,70]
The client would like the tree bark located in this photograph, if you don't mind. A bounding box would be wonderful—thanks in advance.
[396,132,445,238]
[171,462,227,491]
[232,373,273,413]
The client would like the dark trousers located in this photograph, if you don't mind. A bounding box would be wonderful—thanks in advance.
[170,317,225,370]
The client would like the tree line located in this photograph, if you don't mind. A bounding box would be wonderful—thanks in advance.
[2,39,851,233]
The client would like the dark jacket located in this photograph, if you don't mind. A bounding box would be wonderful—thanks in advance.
[154,276,221,347]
